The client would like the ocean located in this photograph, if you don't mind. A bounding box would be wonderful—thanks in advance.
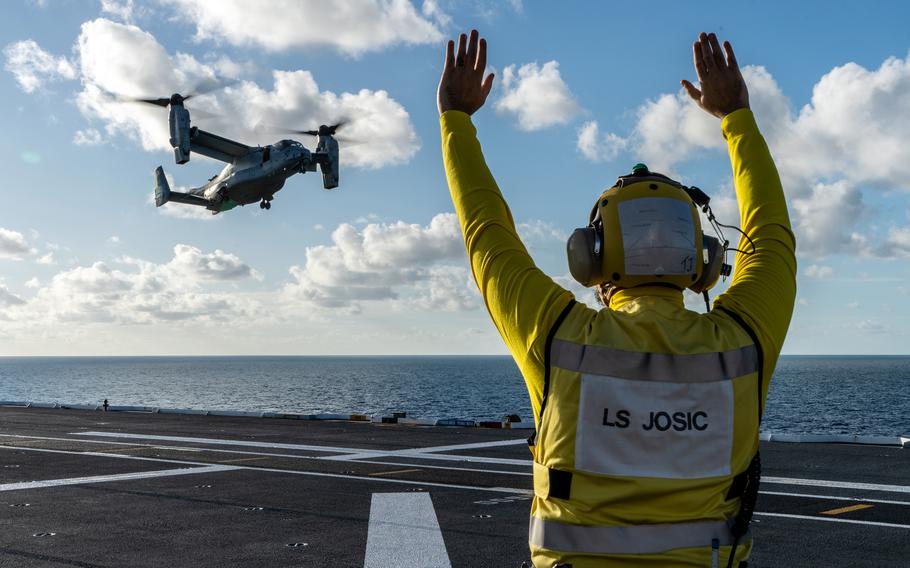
[0,355,907,436]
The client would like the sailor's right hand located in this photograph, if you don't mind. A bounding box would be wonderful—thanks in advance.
[681,32,750,119]
[438,29,495,117]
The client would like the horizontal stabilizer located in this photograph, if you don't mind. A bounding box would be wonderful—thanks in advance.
[154,166,210,208]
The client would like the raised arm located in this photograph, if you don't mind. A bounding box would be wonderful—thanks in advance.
[438,31,575,413]
[683,33,797,361]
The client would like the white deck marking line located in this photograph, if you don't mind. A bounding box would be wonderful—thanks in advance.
[763,476,910,494]
[1,433,532,476]
[364,492,452,568]
[0,445,531,495]
[329,439,527,461]
[0,464,238,492]
[324,451,530,466]
[760,490,910,507]
[72,431,376,454]
[70,432,532,465]
[68,431,532,466]
[755,511,910,529]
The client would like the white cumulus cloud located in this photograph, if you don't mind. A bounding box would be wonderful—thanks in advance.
[2,245,259,325]
[804,264,834,279]
[283,213,477,311]
[0,228,34,260]
[495,61,580,131]
[159,0,443,55]
[73,128,104,146]
[576,120,627,162]
[3,39,76,92]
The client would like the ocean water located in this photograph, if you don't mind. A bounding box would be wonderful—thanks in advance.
[0,355,907,436]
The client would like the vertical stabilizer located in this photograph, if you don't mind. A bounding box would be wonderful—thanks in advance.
[154,166,171,207]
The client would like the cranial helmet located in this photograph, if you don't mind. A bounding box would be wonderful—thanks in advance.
[566,164,729,294]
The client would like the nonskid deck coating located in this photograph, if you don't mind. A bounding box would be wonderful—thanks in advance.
[0,407,907,567]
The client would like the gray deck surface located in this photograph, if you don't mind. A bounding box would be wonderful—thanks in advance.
[0,407,907,567]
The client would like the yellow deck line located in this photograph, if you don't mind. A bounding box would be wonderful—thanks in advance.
[218,456,270,464]
[820,503,874,516]
[368,468,422,477]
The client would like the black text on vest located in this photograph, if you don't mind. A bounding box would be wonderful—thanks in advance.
[641,411,708,432]
[602,408,631,428]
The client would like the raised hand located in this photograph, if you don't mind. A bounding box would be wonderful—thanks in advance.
[682,33,749,119]
[438,29,495,116]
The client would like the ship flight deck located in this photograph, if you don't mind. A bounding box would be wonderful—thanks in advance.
[0,407,907,567]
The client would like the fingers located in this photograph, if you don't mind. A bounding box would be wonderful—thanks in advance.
[692,40,707,82]
[443,39,454,72]
[476,37,487,73]
[723,40,739,70]
[698,32,713,71]
[455,33,467,67]
[681,79,701,102]
[708,34,726,70]
[466,29,479,70]
[481,72,495,101]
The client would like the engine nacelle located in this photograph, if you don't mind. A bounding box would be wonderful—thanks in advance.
[168,104,191,164]
[316,134,339,189]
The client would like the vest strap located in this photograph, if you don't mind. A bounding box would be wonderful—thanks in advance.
[529,515,741,555]
[532,463,573,500]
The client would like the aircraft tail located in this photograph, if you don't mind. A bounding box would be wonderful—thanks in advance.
[153,166,211,209]
[154,166,171,207]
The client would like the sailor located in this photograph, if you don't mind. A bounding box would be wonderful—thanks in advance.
[437,30,796,567]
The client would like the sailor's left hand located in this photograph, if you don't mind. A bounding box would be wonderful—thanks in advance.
[682,32,750,119]
[438,29,495,116]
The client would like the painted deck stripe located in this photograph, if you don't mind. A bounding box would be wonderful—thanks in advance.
[820,503,875,516]
[71,432,531,465]
[755,511,910,529]
[763,476,910,494]
[0,464,237,492]
[1,434,533,476]
[364,492,451,568]
[72,431,377,454]
[368,468,422,477]
[0,444,531,495]
[760,490,910,507]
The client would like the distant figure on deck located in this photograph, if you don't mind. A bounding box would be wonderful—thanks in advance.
[102,399,109,412]
[437,30,796,567]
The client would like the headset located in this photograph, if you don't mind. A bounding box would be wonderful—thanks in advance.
[567,164,747,305]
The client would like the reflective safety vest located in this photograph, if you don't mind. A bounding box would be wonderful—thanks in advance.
[529,300,764,568]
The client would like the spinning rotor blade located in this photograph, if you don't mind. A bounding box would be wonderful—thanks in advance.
[265,120,350,137]
[117,76,238,108]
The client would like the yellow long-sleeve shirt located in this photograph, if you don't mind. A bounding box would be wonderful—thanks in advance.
[440,108,796,422]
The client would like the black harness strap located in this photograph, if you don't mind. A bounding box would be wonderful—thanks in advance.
[714,306,765,420]
[714,306,766,568]
[528,299,577,447]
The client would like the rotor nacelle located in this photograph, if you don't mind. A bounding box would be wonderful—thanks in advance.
[168,100,191,164]
[315,129,339,189]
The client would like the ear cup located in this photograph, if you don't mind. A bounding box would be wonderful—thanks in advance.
[567,227,604,287]
[689,234,725,293]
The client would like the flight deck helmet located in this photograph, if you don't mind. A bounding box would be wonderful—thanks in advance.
[566,164,726,294]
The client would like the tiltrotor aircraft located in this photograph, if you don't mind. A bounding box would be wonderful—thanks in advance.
[136,91,342,215]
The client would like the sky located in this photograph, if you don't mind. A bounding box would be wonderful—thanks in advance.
[1,0,909,356]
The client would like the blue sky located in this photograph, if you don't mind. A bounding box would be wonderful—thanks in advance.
[1,0,909,355]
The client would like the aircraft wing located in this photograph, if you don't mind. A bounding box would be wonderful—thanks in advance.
[189,128,252,163]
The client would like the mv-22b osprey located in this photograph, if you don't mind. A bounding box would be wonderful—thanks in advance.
[142,93,342,214]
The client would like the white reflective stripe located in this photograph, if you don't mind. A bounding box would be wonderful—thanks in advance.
[550,339,758,382]
[528,516,735,555]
